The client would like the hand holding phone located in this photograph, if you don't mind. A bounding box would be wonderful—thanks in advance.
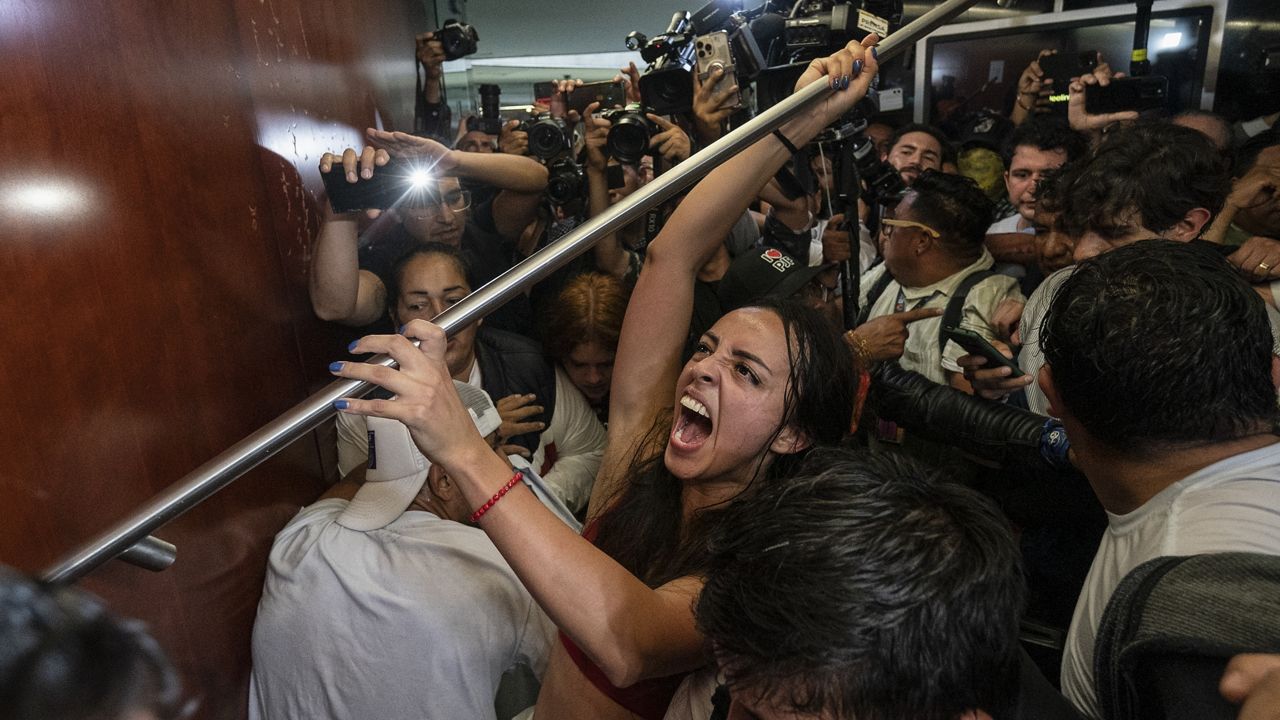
[1067,60,1143,132]
[321,155,417,214]
[943,325,1024,376]
[1084,76,1168,115]
[695,31,741,111]
[319,130,454,213]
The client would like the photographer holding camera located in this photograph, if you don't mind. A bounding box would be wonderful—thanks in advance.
[309,130,548,334]
[578,99,695,281]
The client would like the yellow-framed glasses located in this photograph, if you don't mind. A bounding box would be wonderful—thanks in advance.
[882,218,941,239]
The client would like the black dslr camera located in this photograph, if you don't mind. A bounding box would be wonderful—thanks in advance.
[436,18,479,61]
[546,157,586,207]
[519,117,573,161]
[600,107,659,165]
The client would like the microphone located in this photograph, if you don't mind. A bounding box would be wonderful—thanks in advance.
[749,12,786,47]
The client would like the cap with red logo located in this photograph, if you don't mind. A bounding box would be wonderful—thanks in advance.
[718,245,830,314]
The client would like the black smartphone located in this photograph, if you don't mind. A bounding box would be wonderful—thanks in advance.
[1085,76,1169,115]
[320,157,426,214]
[942,326,1024,376]
[567,81,627,114]
[1039,51,1097,86]
[1039,51,1097,110]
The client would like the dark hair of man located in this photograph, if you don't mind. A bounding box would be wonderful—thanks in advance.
[592,298,855,588]
[906,170,995,262]
[1042,240,1278,453]
[1233,126,1280,178]
[889,122,951,157]
[540,272,630,362]
[1172,109,1233,153]
[1001,117,1088,167]
[696,448,1024,719]
[0,567,182,720]
[387,241,473,312]
[1033,162,1071,215]
[1058,121,1231,240]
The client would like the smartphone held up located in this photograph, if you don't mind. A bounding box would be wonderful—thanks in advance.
[321,157,437,214]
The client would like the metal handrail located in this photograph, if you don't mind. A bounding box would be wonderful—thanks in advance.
[42,0,980,584]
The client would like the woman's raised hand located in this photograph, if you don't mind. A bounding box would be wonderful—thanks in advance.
[794,33,881,128]
[331,321,490,470]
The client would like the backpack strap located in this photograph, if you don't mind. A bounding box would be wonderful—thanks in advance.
[856,266,896,327]
[939,269,998,354]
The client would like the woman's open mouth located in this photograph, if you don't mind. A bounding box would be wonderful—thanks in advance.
[672,394,713,449]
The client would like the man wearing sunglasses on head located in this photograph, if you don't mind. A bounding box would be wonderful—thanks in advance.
[310,130,549,336]
[858,170,1025,393]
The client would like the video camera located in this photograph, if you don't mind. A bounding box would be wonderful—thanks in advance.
[626,1,770,116]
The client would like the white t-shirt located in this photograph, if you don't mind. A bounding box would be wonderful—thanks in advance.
[808,218,876,272]
[249,500,554,720]
[1060,441,1280,718]
[986,213,1032,235]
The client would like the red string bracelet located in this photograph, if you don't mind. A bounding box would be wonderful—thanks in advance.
[470,470,524,523]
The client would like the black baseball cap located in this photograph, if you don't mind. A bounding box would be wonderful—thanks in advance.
[719,246,827,314]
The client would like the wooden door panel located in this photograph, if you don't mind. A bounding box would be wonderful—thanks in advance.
[0,1,428,718]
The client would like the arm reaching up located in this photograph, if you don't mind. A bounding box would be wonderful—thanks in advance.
[603,33,882,485]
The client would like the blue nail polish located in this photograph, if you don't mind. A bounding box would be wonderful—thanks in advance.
[842,75,850,89]
[347,340,359,352]
[334,400,350,410]
[397,324,406,334]
[328,361,344,373]
[872,46,879,60]
[853,60,863,75]
[830,76,839,90]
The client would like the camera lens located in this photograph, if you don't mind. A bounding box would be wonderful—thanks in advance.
[527,118,569,160]
[607,113,650,165]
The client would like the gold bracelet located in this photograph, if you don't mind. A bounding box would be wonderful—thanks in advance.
[845,330,872,367]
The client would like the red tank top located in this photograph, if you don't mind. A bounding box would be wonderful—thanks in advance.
[557,520,691,720]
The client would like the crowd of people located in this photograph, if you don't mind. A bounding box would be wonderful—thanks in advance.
[6,17,1280,720]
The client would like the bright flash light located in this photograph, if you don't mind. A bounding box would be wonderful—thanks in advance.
[409,169,430,188]
[1158,32,1183,50]
[1,177,93,222]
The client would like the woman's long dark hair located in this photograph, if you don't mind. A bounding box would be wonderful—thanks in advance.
[593,298,856,587]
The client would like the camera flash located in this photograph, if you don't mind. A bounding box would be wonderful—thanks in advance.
[409,169,430,188]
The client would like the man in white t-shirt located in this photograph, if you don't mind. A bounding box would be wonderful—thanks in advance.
[1036,241,1280,719]
[985,119,1085,236]
[249,381,554,720]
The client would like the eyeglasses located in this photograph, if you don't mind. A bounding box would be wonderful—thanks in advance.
[881,218,941,239]
[406,190,472,218]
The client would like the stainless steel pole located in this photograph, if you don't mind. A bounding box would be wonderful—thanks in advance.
[42,0,979,584]
[118,535,177,573]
